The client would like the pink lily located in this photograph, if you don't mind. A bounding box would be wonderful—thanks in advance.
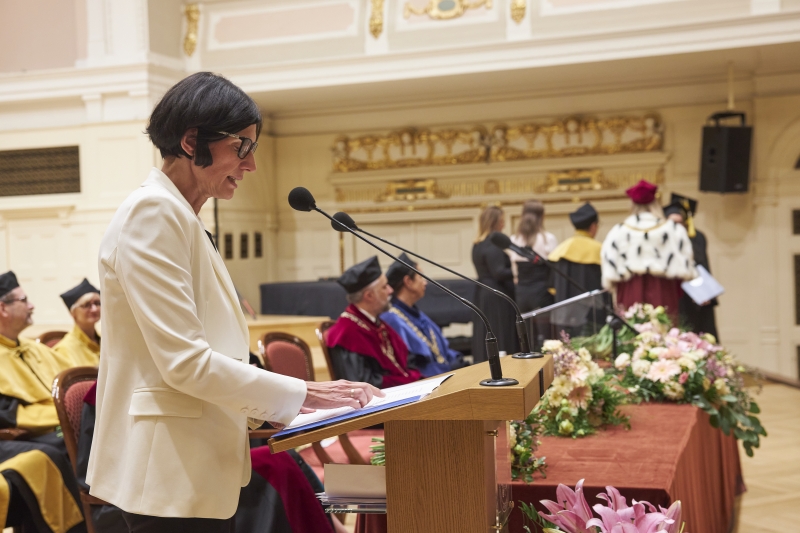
[539,479,594,533]
[661,501,682,533]
[586,500,674,533]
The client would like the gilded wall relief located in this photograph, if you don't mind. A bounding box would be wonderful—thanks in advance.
[183,4,200,56]
[404,0,493,20]
[510,0,526,23]
[332,168,664,207]
[491,115,662,162]
[332,127,488,172]
[370,0,384,38]
[332,115,663,172]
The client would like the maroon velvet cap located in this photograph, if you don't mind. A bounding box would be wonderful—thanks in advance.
[625,180,658,204]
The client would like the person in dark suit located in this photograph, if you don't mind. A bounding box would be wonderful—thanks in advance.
[471,205,519,363]
[664,194,719,341]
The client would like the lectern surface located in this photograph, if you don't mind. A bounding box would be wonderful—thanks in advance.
[269,355,552,453]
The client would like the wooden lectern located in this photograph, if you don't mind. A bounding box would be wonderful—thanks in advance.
[270,356,553,533]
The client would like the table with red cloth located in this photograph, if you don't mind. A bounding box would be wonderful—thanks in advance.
[509,403,744,533]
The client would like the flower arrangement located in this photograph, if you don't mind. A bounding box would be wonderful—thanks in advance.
[519,479,685,533]
[572,304,670,360]
[532,338,629,439]
[511,415,547,483]
[612,305,766,457]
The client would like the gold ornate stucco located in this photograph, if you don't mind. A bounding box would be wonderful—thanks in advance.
[404,0,493,20]
[369,0,384,38]
[377,179,450,202]
[510,0,526,23]
[332,169,664,205]
[332,115,663,172]
[183,4,200,57]
[332,127,487,172]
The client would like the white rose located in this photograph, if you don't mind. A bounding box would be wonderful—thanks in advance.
[677,356,696,371]
[632,359,651,378]
[663,381,685,400]
[714,378,731,396]
[542,340,564,352]
[615,353,631,369]
[578,347,592,362]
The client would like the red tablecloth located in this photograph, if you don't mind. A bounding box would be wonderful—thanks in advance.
[509,403,744,533]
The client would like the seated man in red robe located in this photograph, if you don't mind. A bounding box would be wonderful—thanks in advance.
[326,256,421,388]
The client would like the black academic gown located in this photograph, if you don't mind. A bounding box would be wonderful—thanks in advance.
[548,232,609,339]
[679,230,719,340]
[515,260,554,314]
[471,238,520,362]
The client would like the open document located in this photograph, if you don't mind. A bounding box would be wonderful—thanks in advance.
[273,374,453,439]
[681,265,724,305]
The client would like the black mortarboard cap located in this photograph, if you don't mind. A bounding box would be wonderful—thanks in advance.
[0,271,19,299]
[664,193,697,217]
[664,193,698,237]
[60,278,100,310]
[386,253,417,289]
[569,203,599,230]
[337,256,382,294]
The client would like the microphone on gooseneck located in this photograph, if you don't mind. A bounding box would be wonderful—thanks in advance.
[489,232,637,334]
[332,212,540,360]
[288,187,518,387]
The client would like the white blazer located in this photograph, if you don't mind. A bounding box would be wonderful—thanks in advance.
[87,168,307,519]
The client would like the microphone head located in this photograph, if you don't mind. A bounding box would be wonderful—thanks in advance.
[332,212,358,232]
[288,187,316,212]
[489,232,512,250]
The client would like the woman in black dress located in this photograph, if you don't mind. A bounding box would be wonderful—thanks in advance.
[471,205,520,363]
[509,200,558,313]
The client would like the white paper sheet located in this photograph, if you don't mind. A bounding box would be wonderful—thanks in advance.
[681,265,724,305]
[284,373,453,430]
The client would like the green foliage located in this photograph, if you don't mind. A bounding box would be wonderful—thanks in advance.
[511,414,547,483]
[369,437,385,466]
[518,501,559,533]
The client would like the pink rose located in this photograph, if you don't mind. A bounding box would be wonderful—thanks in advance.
[678,372,688,384]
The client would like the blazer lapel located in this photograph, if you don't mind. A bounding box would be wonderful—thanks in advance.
[145,168,249,343]
[201,223,250,343]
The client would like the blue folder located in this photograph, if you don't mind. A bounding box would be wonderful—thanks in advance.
[272,395,423,439]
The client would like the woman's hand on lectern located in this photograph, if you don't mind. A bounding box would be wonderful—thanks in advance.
[302,380,384,412]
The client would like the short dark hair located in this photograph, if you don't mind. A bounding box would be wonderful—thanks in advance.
[146,72,262,168]
[388,265,417,293]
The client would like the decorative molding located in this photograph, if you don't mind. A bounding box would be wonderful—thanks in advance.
[491,115,663,162]
[376,179,450,202]
[332,115,663,173]
[331,165,665,206]
[332,127,488,172]
[510,0,526,23]
[183,4,200,57]
[404,0,492,20]
[370,0,385,38]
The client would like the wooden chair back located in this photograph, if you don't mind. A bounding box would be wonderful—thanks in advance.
[39,330,68,348]
[52,366,109,533]
[316,320,338,380]
[260,332,315,381]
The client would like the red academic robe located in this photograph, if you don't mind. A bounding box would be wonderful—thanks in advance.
[326,304,420,388]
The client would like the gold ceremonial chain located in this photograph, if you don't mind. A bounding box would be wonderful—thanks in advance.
[388,306,446,364]
[341,311,408,376]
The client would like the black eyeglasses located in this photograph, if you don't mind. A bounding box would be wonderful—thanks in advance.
[217,131,258,159]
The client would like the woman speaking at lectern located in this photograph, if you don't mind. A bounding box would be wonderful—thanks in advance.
[86,72,381,533]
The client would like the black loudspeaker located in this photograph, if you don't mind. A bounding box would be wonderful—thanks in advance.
[699,111,752,193]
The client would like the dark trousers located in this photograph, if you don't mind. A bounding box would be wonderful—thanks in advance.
[121,511,234,533]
